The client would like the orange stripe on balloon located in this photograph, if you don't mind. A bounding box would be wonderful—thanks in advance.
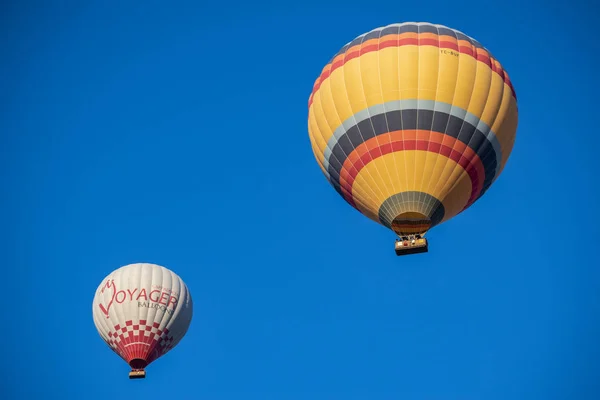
[338,130,485,210]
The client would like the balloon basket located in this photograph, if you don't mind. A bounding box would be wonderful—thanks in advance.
[129,370,146,379]
[395,237,428,256]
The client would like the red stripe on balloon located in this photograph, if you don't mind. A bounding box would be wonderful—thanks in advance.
[308,33,515,107]
[338,130,484,211]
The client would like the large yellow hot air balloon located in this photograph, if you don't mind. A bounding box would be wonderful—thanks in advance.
[307,22,518,255]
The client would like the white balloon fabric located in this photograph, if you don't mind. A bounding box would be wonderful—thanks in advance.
[92,263,193,373]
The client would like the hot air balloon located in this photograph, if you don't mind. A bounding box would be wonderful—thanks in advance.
[307,22,518,256]
[92,263,193,379]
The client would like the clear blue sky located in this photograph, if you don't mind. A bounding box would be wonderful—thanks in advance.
[3,1,599,399]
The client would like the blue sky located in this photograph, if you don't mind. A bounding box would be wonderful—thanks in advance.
[3,1,599,399]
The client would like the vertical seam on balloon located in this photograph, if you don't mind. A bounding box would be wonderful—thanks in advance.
[490,59,511,180]
[147,266,161,364]
[92,308,106,344]
[315,75,378,214]
[125,267,134,363]
[430,29,479,215]
[415,29,439,222]
[422,27,460,220]
[136,264,145,362]
[310,142,330,180]
[170,276,188,351]
[157,266,169,358]
[148,265,163,362]
[442,46,494,212]
[127,266,136,363]
[167,272,182,352]
[389,24,407,225]
[167,275,182,353]
[370,26,401,225]
[490,87,514,182]
[442,34,486,216]
[130,265,137,361]
[396,25,410,227]
[413,23,423,217]
[355,29,396,221]
[307,110,331,182]
[312,66,379,212]
[325,38,386,214]
[307,106,332,183]
[469,52,505,200]
[129,265,137,362]
[176,276,191,352]
[419,25,442,225]
[481,60,510,191]
[428,30,464,208]
[113,267,129,362]
[376,25,403,226]
[160,268,180,359]
[157,269,175,358]
[147,264,160,360]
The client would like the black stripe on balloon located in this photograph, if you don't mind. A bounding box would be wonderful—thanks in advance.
[378,191,446,227]
[325,109,497,200]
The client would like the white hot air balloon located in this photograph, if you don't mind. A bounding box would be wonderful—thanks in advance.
[92,263,193,379]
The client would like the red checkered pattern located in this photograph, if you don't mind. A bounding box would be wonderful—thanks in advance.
[105,320,175,365]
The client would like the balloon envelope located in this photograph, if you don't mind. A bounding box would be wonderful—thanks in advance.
[307,22,518,237]
[92,263,193,374]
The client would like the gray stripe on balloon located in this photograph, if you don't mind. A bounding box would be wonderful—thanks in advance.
[321,99,502,181]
